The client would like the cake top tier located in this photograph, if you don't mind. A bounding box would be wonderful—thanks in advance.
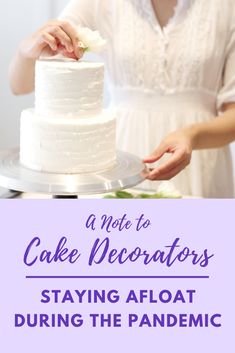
[35,59,104,118]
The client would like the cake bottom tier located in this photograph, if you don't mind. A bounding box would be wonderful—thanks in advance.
[20,109,116,174]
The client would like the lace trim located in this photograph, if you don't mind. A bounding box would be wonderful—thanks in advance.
[115,0,150,87]
[109,0,222,92]
[182,0,215,87]
[169,0,194,28]
[143,0,195,34]
[141,0,201,90]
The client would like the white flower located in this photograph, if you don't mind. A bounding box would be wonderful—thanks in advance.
[157,181,182,198]
[77,27,106,53]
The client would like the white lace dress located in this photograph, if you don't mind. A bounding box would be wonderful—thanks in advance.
[60,0,235,198]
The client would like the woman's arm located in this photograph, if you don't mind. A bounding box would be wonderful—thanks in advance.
[9,48,38,95]
[191,103,235,149]
[144,104,235,180]
[9,20,83,95]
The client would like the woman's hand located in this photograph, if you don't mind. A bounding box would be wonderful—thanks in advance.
[143,127,195,181]
[19,19,84,61]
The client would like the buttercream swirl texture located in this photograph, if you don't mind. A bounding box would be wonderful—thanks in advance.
[20,59,116,174]
[35,60,104,117]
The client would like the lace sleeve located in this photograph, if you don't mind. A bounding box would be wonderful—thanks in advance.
[217,6,235,110]
[58,0,100,30]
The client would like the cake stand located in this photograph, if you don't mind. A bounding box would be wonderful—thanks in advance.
[0,149,148,198]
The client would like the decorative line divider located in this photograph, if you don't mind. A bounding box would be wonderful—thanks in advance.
[26,275,210,279]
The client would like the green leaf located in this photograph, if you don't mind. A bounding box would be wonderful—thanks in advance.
[115,191,134,199]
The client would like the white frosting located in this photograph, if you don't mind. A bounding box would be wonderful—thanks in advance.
[35,59,104,117]
[20,109,116,173]
[20,59,117,174]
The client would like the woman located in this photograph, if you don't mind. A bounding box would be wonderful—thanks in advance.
[9,0,235,197]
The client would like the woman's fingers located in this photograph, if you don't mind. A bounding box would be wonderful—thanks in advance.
[147,159,189,181]
[143,144,166,163]
[39,20,84,59]
[47,25,74,53]
[58,21,84,59]
[150,148,190,177]
[38,33,57,51]
[146,145,191,181]
[156,161,188,180]
[144,128,194,181]
[26,33,57,59]
[57,44,78,60]
[20,20,84,60]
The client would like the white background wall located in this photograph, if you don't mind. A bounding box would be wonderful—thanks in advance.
[1,0,235,179]
[0,0,52,149]
[0,0,68,150]
[0,0,106,150]
[53,0,68,13]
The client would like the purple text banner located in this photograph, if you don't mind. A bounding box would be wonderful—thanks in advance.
[0,200,233,353]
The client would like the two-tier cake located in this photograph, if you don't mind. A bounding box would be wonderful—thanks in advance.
[20,59,116,173]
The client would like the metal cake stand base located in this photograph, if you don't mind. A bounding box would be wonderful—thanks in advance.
[0,149,148,198]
